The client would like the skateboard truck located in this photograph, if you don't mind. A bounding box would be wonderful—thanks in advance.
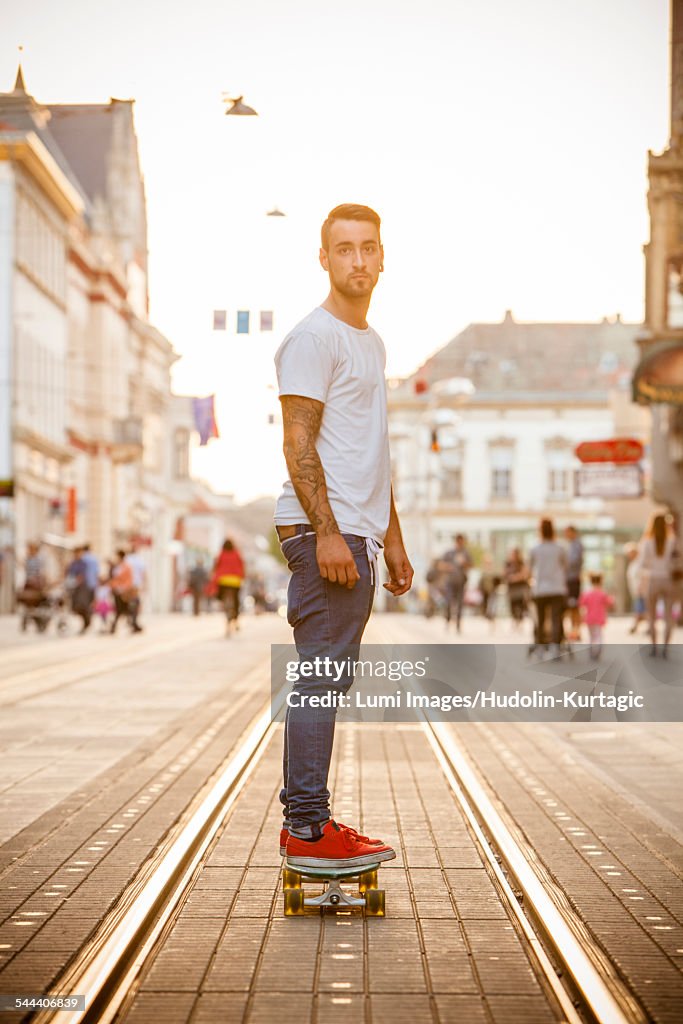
[282,863,385,916]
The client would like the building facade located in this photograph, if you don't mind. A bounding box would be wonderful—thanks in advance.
[0,68,218,612]
[633,0,683,524]
[388,313,655,609]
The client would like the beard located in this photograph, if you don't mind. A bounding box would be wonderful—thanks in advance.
[331,271,377,299]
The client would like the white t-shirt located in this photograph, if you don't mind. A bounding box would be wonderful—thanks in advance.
[274,306,391,544]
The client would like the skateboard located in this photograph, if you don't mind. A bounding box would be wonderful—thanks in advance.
[282,861,385,916]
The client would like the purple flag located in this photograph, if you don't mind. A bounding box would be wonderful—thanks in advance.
[192,395,219,446]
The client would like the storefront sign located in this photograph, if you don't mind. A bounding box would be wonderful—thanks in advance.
[575,464,643,499]
[575,439,643,464]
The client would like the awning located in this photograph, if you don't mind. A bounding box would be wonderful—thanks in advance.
[632,339,683,404]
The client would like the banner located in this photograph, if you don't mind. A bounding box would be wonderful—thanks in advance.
[237,311,250,334]
[191,395,219,446]
[213,310,226,331]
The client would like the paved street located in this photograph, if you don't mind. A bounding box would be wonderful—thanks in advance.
[0,609,681,1022]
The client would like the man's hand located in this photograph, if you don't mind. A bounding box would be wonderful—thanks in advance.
[383,543,414,597]
[317,534,361,589]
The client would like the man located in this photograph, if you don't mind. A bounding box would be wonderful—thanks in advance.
[125,541,146,633]
[188,559,209,616]
[275,203,413,870]
[564,525,584,641]
[65,547,93,634]
[438,534,473,632]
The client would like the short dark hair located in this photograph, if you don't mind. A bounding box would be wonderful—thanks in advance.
[540,518,554,540]
[321,204,381,251]
[590,573,602,586]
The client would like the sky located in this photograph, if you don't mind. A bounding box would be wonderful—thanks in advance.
[1,0,670,501]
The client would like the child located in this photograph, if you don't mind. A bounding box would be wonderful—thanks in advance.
[579,573,614,660]
[94,578,114,633]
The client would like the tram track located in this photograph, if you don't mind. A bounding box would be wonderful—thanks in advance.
[25,679,652,1024]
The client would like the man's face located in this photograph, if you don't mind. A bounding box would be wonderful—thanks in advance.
[320,219,383,298]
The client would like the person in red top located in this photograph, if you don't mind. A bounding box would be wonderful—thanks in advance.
[210,538,245,636]
[579,573,614,661]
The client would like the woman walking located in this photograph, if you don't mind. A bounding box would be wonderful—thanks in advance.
[504,547,530,629]
[211,539,245,636]
[639,514,680,657]
[528,518,567,652]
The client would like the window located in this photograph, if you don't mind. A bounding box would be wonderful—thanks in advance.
[441,467,463,500]
[490,444,513,500]
[173,428,190,479]
[546,445,572,500]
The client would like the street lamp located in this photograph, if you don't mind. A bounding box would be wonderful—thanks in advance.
[222,94,258,116]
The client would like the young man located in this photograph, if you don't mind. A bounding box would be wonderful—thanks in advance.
[274,203,413,870]
[563,524,584,641]
[438,534,473,632]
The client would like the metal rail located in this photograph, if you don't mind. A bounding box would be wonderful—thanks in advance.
[423,719,648,1024]
[33,698,279,1024]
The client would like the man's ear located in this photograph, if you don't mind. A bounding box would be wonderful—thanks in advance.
[319,247,329,271]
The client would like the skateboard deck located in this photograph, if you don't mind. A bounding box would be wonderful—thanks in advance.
[282,861,385,915]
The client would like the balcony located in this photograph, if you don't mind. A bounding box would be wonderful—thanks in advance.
[111,417,143,464]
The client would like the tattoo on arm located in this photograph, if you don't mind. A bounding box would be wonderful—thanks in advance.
[281,395,339,536]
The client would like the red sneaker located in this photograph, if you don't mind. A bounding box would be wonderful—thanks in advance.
[279,822,384,856]
[285,820,395,870]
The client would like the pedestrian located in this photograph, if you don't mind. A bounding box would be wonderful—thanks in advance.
[24,541,47,593]
[93,577,114,633]
[624,542,646,635]
[188,560,209,616]
[274,203,412,871]
[579,573,614,660]
[503,547,530,628]
[438,534,473,633]
[109,550,142,634]
[528,518,568,652]
[210,539,245,635]
[563,525,584,641]
[126,541,147,632]
[639,513,681,657]
[65,546,94,634]
[478,554,497,620]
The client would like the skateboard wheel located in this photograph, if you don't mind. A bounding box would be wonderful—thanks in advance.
[358,869,378,892]
[282,868,302,889]
[284,888,305,916]
[364,889,385,916]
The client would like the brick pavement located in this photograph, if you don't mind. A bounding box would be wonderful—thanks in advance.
[375,613,683,1023]
[0,613,290,1016]
[119,723,559,1024]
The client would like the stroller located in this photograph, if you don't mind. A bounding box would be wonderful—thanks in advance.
[17,584,70,634]
[527,597,574,660]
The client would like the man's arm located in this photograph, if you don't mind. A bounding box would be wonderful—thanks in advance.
[382,488,413,597]
[280,394,359,588]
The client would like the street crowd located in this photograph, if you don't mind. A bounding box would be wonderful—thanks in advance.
[428,511,682,658]
[17,537,250,639]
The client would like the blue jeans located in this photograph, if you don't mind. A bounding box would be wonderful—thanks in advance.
[280,527,374,831]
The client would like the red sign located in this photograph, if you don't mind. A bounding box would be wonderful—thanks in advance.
[66,487,77,533]
[574,439,644,464]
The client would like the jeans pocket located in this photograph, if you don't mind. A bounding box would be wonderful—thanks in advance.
[286,561,308,627]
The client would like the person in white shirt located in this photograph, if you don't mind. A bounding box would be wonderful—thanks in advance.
[274,204,413,871]
[638,513,680,657]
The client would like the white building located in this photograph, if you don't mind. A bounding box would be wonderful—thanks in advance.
[0,67,233,612]
[388,312,656,607]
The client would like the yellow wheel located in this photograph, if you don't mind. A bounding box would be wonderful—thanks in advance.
[358,869,378,892]
[284,888,305,916]
[283,868,302,889]
[364,889,385,916]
